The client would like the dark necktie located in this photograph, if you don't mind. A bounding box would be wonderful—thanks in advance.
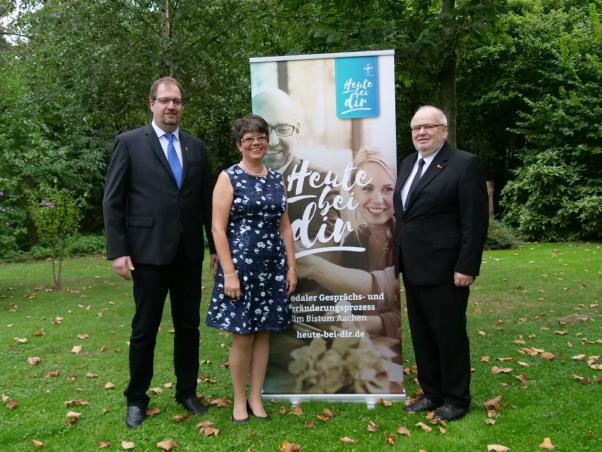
[165,133,182,188]
[404,158,425,210]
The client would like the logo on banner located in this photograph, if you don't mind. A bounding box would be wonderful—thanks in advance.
[335,56,379,119]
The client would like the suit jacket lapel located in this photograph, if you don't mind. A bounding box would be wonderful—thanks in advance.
[180,133,190,188]
[145,124,181,189]
[411,143,450,202]
[394,154,417,215]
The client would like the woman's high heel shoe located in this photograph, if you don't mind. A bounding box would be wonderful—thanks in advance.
[247,400,269,420]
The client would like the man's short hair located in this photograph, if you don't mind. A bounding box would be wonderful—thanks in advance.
[149,76,183,101]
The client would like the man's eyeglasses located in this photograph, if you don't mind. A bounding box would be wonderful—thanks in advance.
[154,97,183,106]
[241,135,268,144]
[269,124,296,137]
[411,123,445,132]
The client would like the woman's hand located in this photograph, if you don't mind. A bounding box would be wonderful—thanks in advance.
[286,268,297,295]
[224,274,241,300]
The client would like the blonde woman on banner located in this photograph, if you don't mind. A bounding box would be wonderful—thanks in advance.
[297,148,400,339]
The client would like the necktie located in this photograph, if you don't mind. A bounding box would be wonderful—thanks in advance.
[165,133,182,188]
[404,158,425,210]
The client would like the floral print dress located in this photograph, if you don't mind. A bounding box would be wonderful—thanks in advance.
[206,164,292,334]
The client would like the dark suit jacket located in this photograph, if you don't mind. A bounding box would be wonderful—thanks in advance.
[393,142,488,285]
[103,124,215,265]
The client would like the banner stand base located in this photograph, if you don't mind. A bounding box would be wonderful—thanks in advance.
[263,392,406,410]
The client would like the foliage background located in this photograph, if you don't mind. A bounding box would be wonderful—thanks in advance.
[1,0,601,256]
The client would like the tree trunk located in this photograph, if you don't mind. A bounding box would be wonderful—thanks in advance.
[161,0,173,75]
[440,0,457,148]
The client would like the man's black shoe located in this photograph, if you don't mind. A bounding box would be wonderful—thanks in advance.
[404,397,440,413]
[180,397,208,415]
[432,403,469,422]
[125,405,146,428]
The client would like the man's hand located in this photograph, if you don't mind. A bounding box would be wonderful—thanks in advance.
[112,256,135,280]
[454,272,474,287]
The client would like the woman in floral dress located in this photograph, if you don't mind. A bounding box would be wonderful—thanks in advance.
[206,114,296,423]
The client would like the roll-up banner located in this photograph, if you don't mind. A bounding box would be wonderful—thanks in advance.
[250,50,403,407]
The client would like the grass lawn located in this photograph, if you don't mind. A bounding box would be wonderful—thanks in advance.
[1,243,600,451]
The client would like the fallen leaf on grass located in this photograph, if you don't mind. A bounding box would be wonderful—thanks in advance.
[77,333,90,340]
[172,412,192,423]
[121,441,135,449]
[487,445,510,452]
[553,331,568,336]
[209,398,229,408]
[2,394,9,403]
[317,408,334,421]
[396,426,411,436]
[540,352,555,361]
[32,439,44,448]
[496,357,513,362]
[304,421,314,429]
[156,439,178,450]
[64,411,81,425]
[164,382,173,389]
[98,441,111,448]
[150,387,163,394]
[367,421,378,432]
[484,395,501,410]
[104,382,116,389]
[64,399,88,407]
[513,336,526,345]
[571,354,586,361]
[491,366,513,374]
[290,404,303,416]
[86,372,97,379]
[481,356,490,363]
[487,410,498,418]
[14,337,29,344]
[33,331,45,337]
[279,440,301,451]
[385,433,395,445]
[196,420,219,436]
[416,422,432,432]
[146,407,161,417]
[46,370,60,378]
[378,398,393,407]
[339,437,355,445]
[71,345,82,354]
[539,437,555,450]
[515,374,529,385]
[439,426,447,434]
[518,361,530,367]
[484,418,496,425]
[197,374,216,384]
[27,356,41,365]
[5,399,18,410]
[478,330,486,337]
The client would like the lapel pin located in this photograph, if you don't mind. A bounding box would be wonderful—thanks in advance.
[437,164,444,169]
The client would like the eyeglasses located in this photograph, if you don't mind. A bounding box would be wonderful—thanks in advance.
[411,123,445,132]
[269,124,296,137]
[241,135,268,144]
[154,97,183,106]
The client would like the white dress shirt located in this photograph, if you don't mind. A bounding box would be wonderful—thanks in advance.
[151,120,183,167]
[401,147,442,208]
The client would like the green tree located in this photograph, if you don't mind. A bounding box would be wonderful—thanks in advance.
[29,185,85,288]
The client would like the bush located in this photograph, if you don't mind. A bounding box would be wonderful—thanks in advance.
[485,218,523,250]
[67,234,106,256]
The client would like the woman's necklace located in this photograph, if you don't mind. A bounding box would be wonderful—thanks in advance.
[239,161,266,176]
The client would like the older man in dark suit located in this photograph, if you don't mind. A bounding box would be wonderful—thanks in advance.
[103,76,216,428]
[394,105,488,421]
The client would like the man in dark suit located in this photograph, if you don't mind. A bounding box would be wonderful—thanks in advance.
[394,105,488,421]
[103,76,216,428]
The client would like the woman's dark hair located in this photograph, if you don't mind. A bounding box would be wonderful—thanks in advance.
[232,114,269,143]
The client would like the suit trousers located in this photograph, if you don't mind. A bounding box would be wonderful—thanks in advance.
[124,240,203,407]
[403,277,471,408]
